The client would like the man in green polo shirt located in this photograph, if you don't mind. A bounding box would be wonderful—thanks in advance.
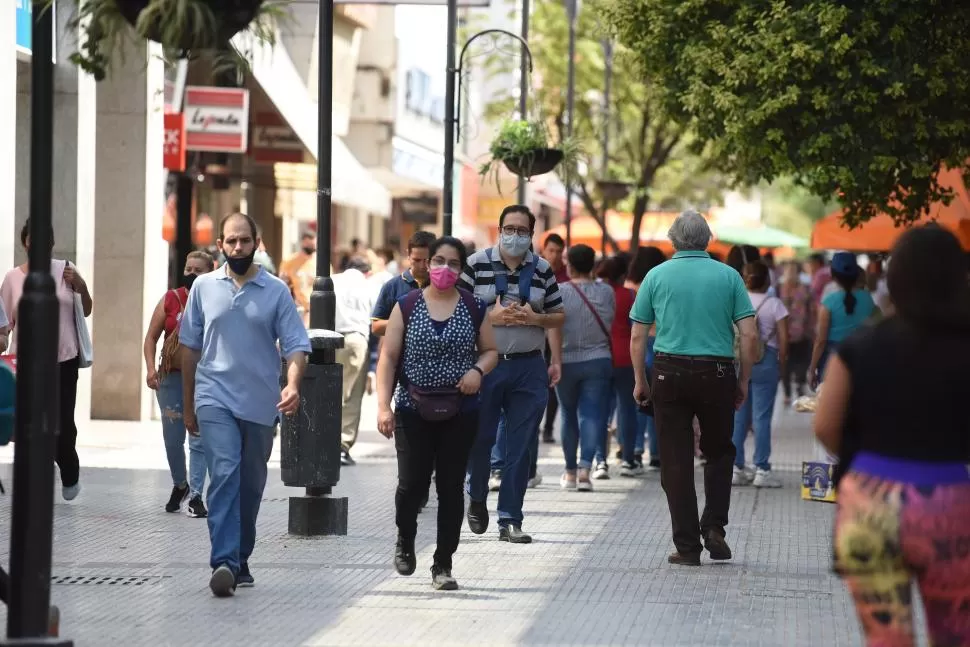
[630,210,758,566]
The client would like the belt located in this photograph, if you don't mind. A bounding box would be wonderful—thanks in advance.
[498,350,542,361]
[655,352,734,363]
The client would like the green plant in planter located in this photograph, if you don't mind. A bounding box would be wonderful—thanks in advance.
[59,0,288,82]
[478,119,579,192]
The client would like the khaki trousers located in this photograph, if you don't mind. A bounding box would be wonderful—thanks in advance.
[335,332,369,451]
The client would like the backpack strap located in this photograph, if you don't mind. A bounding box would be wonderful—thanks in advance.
[458,287,483,331]
[396,289,424,387]
[484,247,507,299]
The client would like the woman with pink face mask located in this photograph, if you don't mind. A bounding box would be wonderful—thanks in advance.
[376,236,499,591]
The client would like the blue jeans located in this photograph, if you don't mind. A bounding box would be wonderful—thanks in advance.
[467,355,548,527]
[635,336,659,459]
[556,358,613,470]
[157,373,207,497]
[491,412,541,480]
[732,347,780,471]
[611,365,641,464]
[197,405,275,574]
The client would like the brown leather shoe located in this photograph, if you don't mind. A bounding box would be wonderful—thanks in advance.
[667,551,701,566]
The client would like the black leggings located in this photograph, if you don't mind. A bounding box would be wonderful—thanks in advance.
[0,564,8,604]
[57,357,80,487]
[394,409,477,571]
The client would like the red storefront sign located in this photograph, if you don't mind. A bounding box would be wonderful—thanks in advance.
[163,112,186,171]
[184,86,250,154]
[251,112,304,163]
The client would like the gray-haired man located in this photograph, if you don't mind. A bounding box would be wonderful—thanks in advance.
[629,210,758,565]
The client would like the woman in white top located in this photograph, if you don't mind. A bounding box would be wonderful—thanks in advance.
[732,261,788,488]
[0,220,93,501]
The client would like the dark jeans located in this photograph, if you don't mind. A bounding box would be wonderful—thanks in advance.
[395,409,478,570]
[58,357,80,487]
[782,339,812,398]
[542,339,557,437]
[652,355,737,556]
[0,564,7,604]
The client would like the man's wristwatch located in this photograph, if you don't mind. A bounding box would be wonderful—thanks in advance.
[470,365,484,377]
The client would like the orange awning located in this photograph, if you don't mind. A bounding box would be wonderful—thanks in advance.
[812,168,970,252]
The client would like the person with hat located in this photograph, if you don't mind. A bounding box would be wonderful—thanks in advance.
[807,252,876,390]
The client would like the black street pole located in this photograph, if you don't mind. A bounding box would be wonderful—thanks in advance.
[564,0,577,248]
[516,0,530,206]
[174,174,194,287]
[442,0,457,235]
[4,2,71,646]
[600,39,612,256]
[281,0,348,537]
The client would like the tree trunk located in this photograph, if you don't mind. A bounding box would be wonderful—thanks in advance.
[629,190,649,252]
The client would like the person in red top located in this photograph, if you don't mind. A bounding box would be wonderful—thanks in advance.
[596,255,643,476]
[542,234,569,285]
[144,250,214,517]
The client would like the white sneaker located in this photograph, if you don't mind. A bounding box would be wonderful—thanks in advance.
[488,471,502,492]
[560,474,577,490]
[592,463,610,480]
[527,474,543,488]
[62,483,81,501]
[753,468,782,488]
[732,466,753,486]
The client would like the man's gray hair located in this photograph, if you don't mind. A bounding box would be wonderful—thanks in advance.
[668,210,712,251]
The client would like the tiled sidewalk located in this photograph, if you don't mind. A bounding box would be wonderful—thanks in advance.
[0,399,865,646]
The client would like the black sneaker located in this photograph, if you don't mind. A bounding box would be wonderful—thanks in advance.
[668,551,701,566]
[467,500,488,535]
[431,564,458,590]
[209,564,236,597]
[541,430,555,444]
[165,484,189,513]
[237,563,254,588]
[341,449,356,466]
[418,492,429,512]
[186,494,207,518]
[394,536,416,576]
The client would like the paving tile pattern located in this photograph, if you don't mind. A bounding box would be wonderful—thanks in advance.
[0,402,870,646]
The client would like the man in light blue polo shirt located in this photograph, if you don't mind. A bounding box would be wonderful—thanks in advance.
[630,210,758,566]
[181,212,311,597]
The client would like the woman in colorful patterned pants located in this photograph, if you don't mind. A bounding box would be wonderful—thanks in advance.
[814,225,970,646]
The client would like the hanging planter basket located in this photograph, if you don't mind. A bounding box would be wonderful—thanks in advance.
[502,148,564,178]
[596,179,633,202]
[65,0,281,81]
[115,0,265,49]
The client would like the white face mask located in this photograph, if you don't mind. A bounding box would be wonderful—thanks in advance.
[500,232,531,257]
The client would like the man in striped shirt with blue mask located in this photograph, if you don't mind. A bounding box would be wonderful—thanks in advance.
[460,205,565,544]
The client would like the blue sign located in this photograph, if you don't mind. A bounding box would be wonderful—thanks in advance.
[16,0,31,54]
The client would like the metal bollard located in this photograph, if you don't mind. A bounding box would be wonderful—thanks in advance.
[280,329,348,536]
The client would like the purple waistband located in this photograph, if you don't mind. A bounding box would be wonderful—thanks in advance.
[852,452,970,485]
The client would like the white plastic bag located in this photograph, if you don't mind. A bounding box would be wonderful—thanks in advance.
[74,294,93,369]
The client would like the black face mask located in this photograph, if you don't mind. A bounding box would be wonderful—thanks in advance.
[225,250,256,276]
[302,246,315,256]
[182,273,198,290]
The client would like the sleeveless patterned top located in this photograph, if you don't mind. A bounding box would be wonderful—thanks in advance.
[394,291,484,412]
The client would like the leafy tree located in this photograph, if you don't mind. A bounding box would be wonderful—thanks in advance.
[477,0,726,250]
[600,0,970,227]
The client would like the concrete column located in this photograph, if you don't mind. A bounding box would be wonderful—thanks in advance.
[91,42,166,420]
[0,7,15,271]
[12,3,97,421]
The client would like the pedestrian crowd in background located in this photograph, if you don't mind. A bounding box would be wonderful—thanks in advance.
[2,203,967,647]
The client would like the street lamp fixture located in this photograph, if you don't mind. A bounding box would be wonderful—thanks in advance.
[442,3,535,235]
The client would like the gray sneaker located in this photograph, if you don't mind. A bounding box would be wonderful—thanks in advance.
[209,564,236,597]
[431,565,459,591]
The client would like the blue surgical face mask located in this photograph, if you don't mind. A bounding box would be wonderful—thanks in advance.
[500,232,532,257]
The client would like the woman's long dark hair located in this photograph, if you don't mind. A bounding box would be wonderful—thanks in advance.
[627,246,666,284]
[832,270,858,315]
[726,245,760,275]
[888,225,970,332]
